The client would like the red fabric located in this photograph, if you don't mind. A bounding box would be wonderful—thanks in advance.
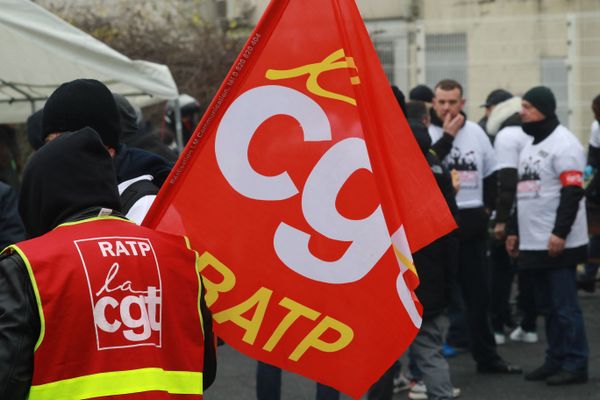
[560,170,583,187]
[18,219,204,399]
[144,0,455,397]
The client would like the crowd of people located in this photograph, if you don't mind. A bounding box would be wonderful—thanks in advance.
[380,80,598,400]
[0,75,598,400]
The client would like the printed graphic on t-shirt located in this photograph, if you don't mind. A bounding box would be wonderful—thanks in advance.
[446,146,478,189]
[75,237,162,350]
[517,156,541,199]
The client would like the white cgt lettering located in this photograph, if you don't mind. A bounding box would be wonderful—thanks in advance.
[215,85,391,285]
[215,85,332,201]
[93,296,121,333]
[274,138,390,283]
[93,286,161,342]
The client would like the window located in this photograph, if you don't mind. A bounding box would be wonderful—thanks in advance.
[425,33,468,94]
[540,57,569,127]
[373,39,395,84]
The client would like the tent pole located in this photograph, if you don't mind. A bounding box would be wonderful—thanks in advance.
[174,98,184,153]
[0,79,38,115]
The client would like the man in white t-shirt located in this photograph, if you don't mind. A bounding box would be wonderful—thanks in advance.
[506,86,589,385]
[429,79,521,375]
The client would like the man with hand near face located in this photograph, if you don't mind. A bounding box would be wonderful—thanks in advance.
[428,79,520,375]
[506,86,589,385]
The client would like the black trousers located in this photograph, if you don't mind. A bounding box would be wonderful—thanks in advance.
[517,269,538,332]
[490,239,516,332]
[457,237,502,366]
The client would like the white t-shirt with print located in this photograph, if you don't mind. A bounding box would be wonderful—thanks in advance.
[429,120,497,209]
[494,126,532,170]
[588,120,600,148]
[516,125,588,250]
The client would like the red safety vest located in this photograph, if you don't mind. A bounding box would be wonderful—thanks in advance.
[10,216,205,399]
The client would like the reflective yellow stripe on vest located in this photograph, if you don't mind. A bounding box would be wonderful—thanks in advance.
[28,368,203,400]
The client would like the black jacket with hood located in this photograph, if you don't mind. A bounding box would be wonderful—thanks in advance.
[0,182,25,249]
[0,129,215,399]
[408,119,459,318]
[113,93,178,164]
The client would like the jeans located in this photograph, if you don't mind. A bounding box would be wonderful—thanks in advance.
[256,362,340,400]
[408,315,454,400]
[531,266,589,372]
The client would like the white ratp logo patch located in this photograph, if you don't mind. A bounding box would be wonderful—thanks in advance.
[75,237,162,350]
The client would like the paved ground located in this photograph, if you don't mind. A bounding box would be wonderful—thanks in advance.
[205,288,600,400]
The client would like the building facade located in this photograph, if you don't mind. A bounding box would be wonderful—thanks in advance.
[224,0,600,140]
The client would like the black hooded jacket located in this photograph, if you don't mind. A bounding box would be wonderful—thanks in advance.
[0,129,215,399]
[19,128,122,239]
[114,144,173,189]
[113,93,178,163]
[0,182,25,249]
[408,119,458,318]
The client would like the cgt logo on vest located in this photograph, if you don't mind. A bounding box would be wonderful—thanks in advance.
[75,237,162,350]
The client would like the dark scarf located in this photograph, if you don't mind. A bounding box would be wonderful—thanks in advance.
[522,114,559,144]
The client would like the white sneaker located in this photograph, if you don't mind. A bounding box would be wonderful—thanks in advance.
[408,382,461,399]
[509,327,538,343]
[410,381,427,394]
[392,372,411,393]
[494,332,506,345]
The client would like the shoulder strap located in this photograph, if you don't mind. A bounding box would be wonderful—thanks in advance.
[120,179,159,215]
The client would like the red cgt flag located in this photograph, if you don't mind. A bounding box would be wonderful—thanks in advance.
[144,0,455,397]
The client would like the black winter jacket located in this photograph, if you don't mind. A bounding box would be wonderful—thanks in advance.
[0,182,25,249]
[408,120,458,318]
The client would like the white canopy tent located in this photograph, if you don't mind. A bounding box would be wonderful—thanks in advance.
[0,0,185,149]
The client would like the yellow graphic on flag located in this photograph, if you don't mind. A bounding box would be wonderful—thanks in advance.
[265,48,360,106]
[392,245,418,277]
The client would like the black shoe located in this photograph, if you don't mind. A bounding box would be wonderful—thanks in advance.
[524,364,560,381]
[546,369,588,385]
[577,279,596,293]
[477,360,522,374]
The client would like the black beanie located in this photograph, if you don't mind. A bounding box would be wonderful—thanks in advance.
[391,85,407,115]
[42,79,121,149]
[409,85,434,103]
[522,86,556,118]
[26,109,44,150]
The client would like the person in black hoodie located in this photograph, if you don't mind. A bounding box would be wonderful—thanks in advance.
[0,128,215,399]
[40,79,174,224]
[405,100,461,400]
[112,93,179,163]
[506,86,589,385]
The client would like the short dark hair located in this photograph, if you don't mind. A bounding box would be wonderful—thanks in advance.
[593,94,600,109]
[434,79,463,97]
[405,101,428,122]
